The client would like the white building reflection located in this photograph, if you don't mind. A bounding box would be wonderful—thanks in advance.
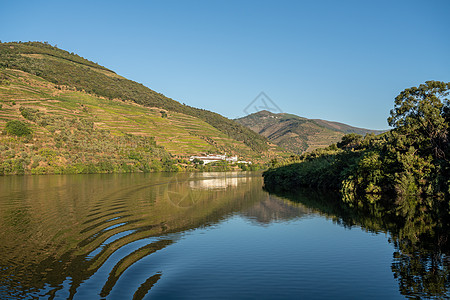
[189,173,249,190]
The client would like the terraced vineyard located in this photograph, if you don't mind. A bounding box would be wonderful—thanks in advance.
[0,42,270,153]
[0,68,283,175]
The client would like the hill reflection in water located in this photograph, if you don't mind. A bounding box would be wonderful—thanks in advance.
[0,173,448,299]
[0,172,272,298]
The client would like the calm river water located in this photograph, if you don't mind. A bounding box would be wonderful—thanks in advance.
[0,172,448,299]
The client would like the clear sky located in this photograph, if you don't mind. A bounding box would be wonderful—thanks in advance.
[1,0,449,129]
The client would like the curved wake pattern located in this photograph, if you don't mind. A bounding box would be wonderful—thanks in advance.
[0,173,261,299]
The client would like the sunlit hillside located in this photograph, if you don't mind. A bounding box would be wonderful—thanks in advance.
[0,42,287,175]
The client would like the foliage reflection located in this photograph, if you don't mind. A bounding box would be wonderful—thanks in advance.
[0,172,263,298]
[264,186,450,299]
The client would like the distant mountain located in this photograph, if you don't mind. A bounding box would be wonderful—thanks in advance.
[235,110,385,153]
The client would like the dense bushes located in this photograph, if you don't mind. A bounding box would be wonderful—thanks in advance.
[3,120,32,136]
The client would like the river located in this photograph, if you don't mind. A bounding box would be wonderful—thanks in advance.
[0,172,448,299]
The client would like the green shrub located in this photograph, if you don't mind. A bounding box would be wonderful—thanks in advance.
[4,120,32,136]
[19,106,40,121]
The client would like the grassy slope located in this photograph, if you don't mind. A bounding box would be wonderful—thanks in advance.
[0,41,270,153]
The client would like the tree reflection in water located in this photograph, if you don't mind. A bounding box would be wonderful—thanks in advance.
[264,187,450,299]
[1,173,449,299]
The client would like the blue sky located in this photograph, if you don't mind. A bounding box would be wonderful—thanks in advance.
[1,0,449,129]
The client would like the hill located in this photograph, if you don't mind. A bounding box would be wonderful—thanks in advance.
[235,110,385,153]
[0,42,270,150]
[0,42,285,175]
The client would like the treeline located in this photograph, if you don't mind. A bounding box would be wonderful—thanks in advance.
[264,81,450,201]
[0,41,112,71]
[0,41,268,152]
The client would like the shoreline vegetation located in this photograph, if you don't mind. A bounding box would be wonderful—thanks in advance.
[264,81,450,201]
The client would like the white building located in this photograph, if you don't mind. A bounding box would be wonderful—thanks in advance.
[190,154,238,165]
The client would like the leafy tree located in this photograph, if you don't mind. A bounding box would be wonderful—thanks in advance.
[337,133,363,149]
[192,158,204,165]
[4,120,32,136]
[19,106,40,121]
[388,81,450,159]
[270,158,278,168]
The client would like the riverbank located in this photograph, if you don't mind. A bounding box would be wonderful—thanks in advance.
[0,160,266,175]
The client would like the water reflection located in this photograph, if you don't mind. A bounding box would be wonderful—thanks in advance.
[0,172,265,299]
[1,173,448,299]
[265,187,450,299]
[187,172,247,190]
[242,195,313,225]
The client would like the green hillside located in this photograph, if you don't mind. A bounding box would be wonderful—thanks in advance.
[0,42,285,175]
[0,41,269,152]
[236,110,384,153]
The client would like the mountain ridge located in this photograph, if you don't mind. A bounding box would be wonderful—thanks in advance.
[235,110,385,153]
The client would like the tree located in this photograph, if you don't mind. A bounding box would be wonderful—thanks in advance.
[192,158,204,165]
[388,81,450,159]
[4,120,33,137]
[337,133,363,150]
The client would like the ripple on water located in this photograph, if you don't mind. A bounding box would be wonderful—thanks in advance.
[0,173,436,299]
